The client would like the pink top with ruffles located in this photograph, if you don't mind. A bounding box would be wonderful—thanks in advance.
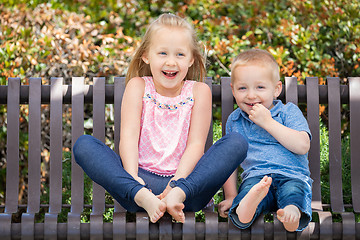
[138,76,195,176]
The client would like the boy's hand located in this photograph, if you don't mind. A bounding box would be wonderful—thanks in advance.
[249,104,272,128]
[218,199,234,218]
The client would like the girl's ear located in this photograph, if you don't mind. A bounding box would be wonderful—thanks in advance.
[142,55,149,64]
[274,80,282,98]
[189,57,194,68]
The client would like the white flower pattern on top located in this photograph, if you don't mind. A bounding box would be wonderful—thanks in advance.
[143,93,193,110]
[138,76,195,176]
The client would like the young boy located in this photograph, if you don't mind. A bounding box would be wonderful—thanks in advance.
[218,49,312,232]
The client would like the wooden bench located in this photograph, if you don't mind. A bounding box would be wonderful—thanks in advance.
[0,76,359,239]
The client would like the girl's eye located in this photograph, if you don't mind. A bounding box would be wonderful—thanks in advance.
[177,53,185,57]
[257,86,265,89]
[159,52,167,55]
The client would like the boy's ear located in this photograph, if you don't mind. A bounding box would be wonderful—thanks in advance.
[274,80,282,98]
[142,55,149,64]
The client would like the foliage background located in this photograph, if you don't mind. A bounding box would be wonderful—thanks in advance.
[1,0,359,85]
[0,0,359,221]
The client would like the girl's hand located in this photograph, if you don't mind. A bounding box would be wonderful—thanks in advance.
[134,175,146,186]
[157,178,175,199]
[218,198,234,218]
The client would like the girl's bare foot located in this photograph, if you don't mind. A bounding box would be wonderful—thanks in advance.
[276,205,300,232]
[236,175,272,224]
[134,188,167,223]
[162,187,186,223]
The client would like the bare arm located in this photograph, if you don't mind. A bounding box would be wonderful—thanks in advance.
[249,104,310,155]
[222,169,238,200]
[119,77,144,181]
[218,169,238,218]
[173,82,212,180]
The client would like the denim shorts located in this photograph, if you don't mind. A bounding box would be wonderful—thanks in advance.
[229,174,312,231]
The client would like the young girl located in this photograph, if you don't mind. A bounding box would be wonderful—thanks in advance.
[73,13,248,223]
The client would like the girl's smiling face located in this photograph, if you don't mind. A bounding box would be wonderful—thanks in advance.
[142,26,194,97]
[231,64,282,115]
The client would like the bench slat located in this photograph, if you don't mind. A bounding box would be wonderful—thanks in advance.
[91,77,106,239]
[5,78,20,213]
[285,77,298,105]
[92,77,106,214]
[306,77,322,210]
[0,78,21,239]
[221,77,233,135]
[250,213,265,240]
[328,77,344,213]
[136,212,149,240]
[205,77,213,150]
[182,212,195,240]
[113,77,127,215]
[66,77,85,239]
[205,212,219,240]
[70,77,85,214]
[49,77,63,213]
[21,77,42,240]
[27,77,42,213]
[349,77,360,213]
[158,213,173,240]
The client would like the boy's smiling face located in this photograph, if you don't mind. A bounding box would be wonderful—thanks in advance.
[231,64,282,115]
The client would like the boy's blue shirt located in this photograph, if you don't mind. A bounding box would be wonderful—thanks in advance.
[226,100,313,187]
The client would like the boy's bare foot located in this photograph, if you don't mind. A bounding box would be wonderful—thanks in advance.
[162,187,186,223]
[134,188,167,223]
[236,175,272,224]
[276,205,300,232]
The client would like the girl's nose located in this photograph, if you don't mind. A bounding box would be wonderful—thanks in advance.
[165,56,176,66]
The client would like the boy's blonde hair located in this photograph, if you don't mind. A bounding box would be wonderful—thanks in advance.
[231,49,280,84]
[125,13,206,84]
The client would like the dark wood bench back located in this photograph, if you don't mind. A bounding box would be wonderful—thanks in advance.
[0,76,359,239]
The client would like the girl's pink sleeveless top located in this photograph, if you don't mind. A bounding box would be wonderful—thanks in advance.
[138,76,195,176]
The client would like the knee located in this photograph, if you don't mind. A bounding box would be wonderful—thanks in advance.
[73,135,95,162]
[225,132,248,157]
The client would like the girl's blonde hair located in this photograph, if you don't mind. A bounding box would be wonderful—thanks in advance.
[231,49,280,84]
[125,13,206,84]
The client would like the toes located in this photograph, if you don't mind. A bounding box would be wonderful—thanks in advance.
[276,209,285,222]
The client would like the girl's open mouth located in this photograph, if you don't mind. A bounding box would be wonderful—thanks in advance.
[162,71,178,77]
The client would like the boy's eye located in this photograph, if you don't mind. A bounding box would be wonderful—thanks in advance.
[159,52,167,55]
[238,87,246,90]
[257,86,265,89]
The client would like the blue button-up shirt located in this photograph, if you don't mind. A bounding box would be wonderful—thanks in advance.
[226,100,313,187]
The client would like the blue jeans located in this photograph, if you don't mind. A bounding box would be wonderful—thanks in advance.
[73,132,248,212]
[229,174,312,231]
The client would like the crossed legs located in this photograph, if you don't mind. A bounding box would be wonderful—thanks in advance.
[74,133,248,224]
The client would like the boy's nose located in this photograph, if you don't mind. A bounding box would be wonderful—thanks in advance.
[247,90,256,99]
